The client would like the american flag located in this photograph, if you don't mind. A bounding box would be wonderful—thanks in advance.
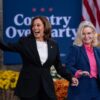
[82,0,100,33]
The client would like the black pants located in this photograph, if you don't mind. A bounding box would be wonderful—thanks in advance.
[20,91,50,100]
[19,85,56,100]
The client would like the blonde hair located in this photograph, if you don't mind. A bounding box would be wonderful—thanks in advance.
[73,21,98,47]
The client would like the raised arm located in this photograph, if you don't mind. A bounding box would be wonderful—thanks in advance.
[0,37,23,52]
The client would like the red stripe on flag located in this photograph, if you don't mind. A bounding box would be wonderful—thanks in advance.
[93,0,100,26]
[83,0,96,26]
[81,16,85,21]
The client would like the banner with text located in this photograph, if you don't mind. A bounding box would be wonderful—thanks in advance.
[3,0,82,64]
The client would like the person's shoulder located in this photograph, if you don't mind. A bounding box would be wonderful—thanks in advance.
[94,46,100,51]
[48,39,59,49]
[19,34,34,41]
[19,36,27,42]
[48,38,57,45]
[94,47,100,56]
[68,45,81,54]
[70,44,80,49]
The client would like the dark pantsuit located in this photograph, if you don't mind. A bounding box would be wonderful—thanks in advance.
[19,84,54,100]
[0,37,72,100]
[66,45,100,100]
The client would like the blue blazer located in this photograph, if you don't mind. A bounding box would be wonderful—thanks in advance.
[66,45,100,99]
[66,45,100,79]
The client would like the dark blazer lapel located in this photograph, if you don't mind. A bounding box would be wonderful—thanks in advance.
[29,38,42,66]
[81,46,90,65]
[93,47,100,75]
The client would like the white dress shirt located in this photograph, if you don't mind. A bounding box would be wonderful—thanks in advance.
[36,40,48,65]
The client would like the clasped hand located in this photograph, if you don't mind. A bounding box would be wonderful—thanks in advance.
[78,71,90,77]
[71,77,79,86]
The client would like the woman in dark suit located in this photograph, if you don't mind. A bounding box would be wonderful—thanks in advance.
[66,21,100,100]
[0,16,78,100]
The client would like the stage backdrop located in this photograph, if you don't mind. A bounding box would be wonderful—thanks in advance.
[3,0,82,64]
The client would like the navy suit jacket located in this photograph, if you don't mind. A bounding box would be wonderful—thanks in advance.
[66,45,100,99]
[66,45,100,82]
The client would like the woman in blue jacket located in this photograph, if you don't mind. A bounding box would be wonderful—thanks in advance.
[66,21,100,100]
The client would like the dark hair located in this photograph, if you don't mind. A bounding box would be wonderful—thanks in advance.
[30,16,51,41]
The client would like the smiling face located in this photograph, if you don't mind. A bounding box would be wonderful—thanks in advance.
[81,27,95,45]
[32,18,45,41]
